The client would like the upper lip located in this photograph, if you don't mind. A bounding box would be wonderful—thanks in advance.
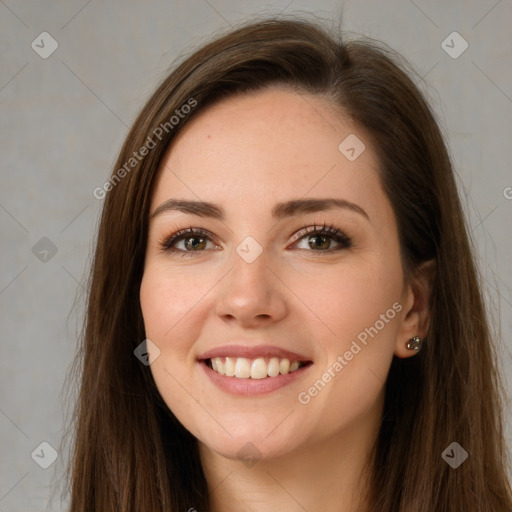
[197,344,312,362]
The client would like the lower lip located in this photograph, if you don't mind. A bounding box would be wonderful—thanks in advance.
[199,360,313,396]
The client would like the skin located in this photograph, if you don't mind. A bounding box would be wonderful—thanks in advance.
[139,86,432,512]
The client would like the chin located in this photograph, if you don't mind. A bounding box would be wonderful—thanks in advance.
[192,418,305,463]
[199,435,300,464]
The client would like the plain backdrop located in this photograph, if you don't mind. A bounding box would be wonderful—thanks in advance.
[1,1,511,510]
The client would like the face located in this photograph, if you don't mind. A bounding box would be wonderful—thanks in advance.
[140,87,416,462]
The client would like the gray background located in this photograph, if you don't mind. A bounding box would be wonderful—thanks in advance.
[1,1,511,510]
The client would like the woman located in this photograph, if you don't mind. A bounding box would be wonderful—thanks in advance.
[63,17,512,511]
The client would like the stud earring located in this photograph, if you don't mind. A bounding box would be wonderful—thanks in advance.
[406,336,422,351]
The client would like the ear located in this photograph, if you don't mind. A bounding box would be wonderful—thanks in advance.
[394,259,436,358]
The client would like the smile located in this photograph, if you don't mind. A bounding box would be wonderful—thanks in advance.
[197,343,313,396]
[207,356,309,379]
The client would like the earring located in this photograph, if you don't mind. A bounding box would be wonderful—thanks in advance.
[406,336,422,351]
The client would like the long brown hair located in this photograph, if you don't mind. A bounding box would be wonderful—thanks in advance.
[61,16,512,511]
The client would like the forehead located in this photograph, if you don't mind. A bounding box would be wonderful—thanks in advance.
[150,87,382,217]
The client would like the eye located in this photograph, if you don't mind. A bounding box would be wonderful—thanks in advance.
[290,222,352,253]
[159,227,219,256]
[158,222,352,256]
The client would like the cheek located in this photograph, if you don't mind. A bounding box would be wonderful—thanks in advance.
[139,266,204,362]
[291,262,401,435]
[291,257,401,395]
[139,267,204,419]
[290,255,402,342]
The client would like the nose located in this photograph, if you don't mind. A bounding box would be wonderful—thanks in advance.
[215,248,288,327]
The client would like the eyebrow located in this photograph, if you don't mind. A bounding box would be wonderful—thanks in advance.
[151,198,370,221]
[150,197,370,222]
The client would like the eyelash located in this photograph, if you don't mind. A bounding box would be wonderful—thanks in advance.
[158,222,352,257]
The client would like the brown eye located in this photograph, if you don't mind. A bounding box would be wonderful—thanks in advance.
[160,227,218,255]
[182,235,207,251]
[291,223,352,252]
[307,234,332,250]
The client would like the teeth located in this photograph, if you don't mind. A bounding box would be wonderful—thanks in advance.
[225,357,236,377]
[209,356,306,379]
[267,357,280,377]
[289,360,300,372]
[251,358,267,379]
[234,358,251,378]
[216,358,225,375]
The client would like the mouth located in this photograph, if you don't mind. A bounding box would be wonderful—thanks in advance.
[203,356,313,379]
[196,344,313,395]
